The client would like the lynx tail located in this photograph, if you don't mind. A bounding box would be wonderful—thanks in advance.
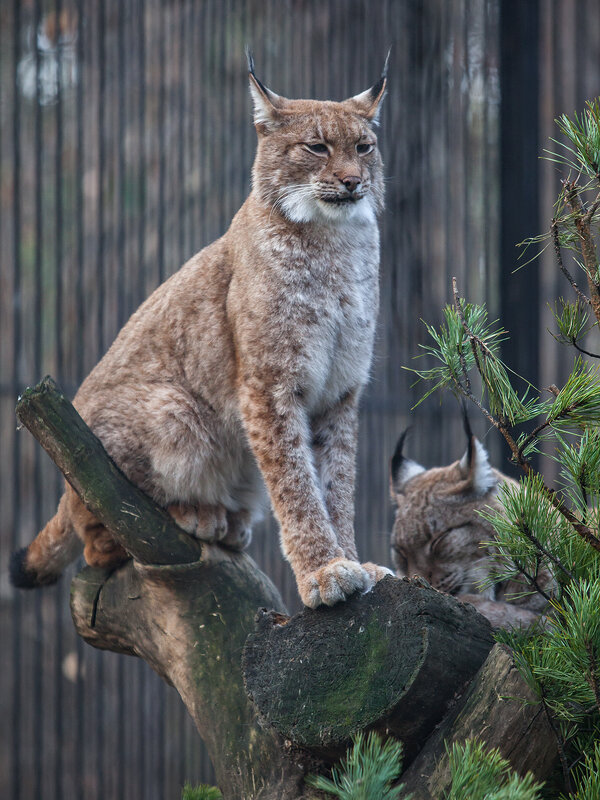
[10,492,81,589]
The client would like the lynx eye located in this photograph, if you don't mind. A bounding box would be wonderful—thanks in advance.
[356,142,374,155]
[304,142,329,156]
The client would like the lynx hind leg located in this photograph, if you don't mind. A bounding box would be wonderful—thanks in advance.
[167,502,228,543]
[297,557,373,609]
[220,509,253,551]
[73,498,129,569]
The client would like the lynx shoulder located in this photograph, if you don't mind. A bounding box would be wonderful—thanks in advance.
[10,55,392,608]
[389,424,549,628]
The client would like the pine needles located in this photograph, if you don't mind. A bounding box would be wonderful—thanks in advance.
[447,740,544,800]
[305,732,410,800]
[409,97,600,797]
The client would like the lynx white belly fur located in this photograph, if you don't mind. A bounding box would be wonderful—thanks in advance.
[10,55,392,608]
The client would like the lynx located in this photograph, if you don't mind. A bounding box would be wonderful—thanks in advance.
[390,423,548,628]
[10,55,392,608]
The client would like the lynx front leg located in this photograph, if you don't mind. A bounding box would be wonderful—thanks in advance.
[311,390,360,560]
[239,381,372,608]
[312,392,393,584]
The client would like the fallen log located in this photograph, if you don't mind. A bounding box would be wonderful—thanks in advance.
[15,378,560,798]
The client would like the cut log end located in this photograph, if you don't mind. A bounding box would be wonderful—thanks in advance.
[243,576,494,761]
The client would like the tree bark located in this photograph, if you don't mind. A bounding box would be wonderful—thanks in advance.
[70,553,308,799]
[15,379,559,798]
[400,644,559,798]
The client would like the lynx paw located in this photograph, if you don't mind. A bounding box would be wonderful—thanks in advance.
[167,503,228,543]
[361,562,394,585]
[83,530,128,569]
[298,557,373,609]
[220,510,252,551]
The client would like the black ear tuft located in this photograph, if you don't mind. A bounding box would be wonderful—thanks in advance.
[9,547,56,589]
[390,426,410,485]
[245,44,255,75]
[369,47,391,102]
[460,397,474,467]
[245,45,271,98]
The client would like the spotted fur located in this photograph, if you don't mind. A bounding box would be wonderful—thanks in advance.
[390,430,549,628]
[11,60,392,608]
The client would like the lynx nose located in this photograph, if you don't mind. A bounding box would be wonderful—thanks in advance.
[340,175,361,193]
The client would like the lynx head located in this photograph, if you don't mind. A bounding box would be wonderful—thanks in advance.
[389,424,511,599]
[247,51,387,225]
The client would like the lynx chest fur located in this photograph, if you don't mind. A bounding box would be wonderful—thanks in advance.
[11,55,392,609]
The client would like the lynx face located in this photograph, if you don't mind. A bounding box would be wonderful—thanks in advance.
[390,432,502,598]
[249,68,385,225]
[389,428,551,628]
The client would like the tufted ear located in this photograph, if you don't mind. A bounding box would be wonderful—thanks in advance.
[458,436,497,496]
[246,48,288,133]
[390,428,425,496]
[343,49,390,125]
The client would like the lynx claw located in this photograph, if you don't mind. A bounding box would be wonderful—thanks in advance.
[298,557,373,609]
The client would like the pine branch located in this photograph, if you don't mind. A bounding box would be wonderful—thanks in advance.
[585,643,600,718]
[451,282,600,553]
[451,278,527,467]
[551,219,592,308]
[516,522,576,583]
[565,181,600,324]
[540,690,573,795]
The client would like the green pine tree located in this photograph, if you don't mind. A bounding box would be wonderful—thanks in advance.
[409,97,600,795]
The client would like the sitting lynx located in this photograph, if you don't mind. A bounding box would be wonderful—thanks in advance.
[390,423,548,628]
[10,55,392,608]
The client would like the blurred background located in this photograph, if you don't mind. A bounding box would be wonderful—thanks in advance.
[1,0,599,797]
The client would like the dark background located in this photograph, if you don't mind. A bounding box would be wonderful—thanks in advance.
[1,1,599,797]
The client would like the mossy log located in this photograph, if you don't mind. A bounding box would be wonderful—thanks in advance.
[15,376,200,565]
[15,378,558,798]
[16,378,305,799]
[243,576,495,763]
[400,644,560,798]
[70,553,307,800]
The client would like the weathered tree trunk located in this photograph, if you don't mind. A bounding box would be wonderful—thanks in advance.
[400,643,559,798]
[15,378,560,799]
[71,555,307,799]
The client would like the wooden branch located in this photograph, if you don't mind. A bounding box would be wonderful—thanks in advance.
[243,576,495,764]
[566,182,600,324]
[400,644,559,798]
[71,553,307,800]
[15,376,201,565]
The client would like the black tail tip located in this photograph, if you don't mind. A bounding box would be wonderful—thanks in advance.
[9,547,58,589]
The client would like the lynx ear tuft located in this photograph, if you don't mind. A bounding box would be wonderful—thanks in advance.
[344,49,390,125]
[246,47,285,132]
[459,437,497,496]
[390,428,425,495]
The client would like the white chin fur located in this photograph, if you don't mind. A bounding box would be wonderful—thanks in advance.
[279,189,375,225]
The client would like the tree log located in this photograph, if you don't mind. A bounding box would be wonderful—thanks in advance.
[16,378,557,799]
[16,376,201,565]
[16,378,307,799]
[70,552,309,800]
[400,643,559,798]
[243,576,495,763]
